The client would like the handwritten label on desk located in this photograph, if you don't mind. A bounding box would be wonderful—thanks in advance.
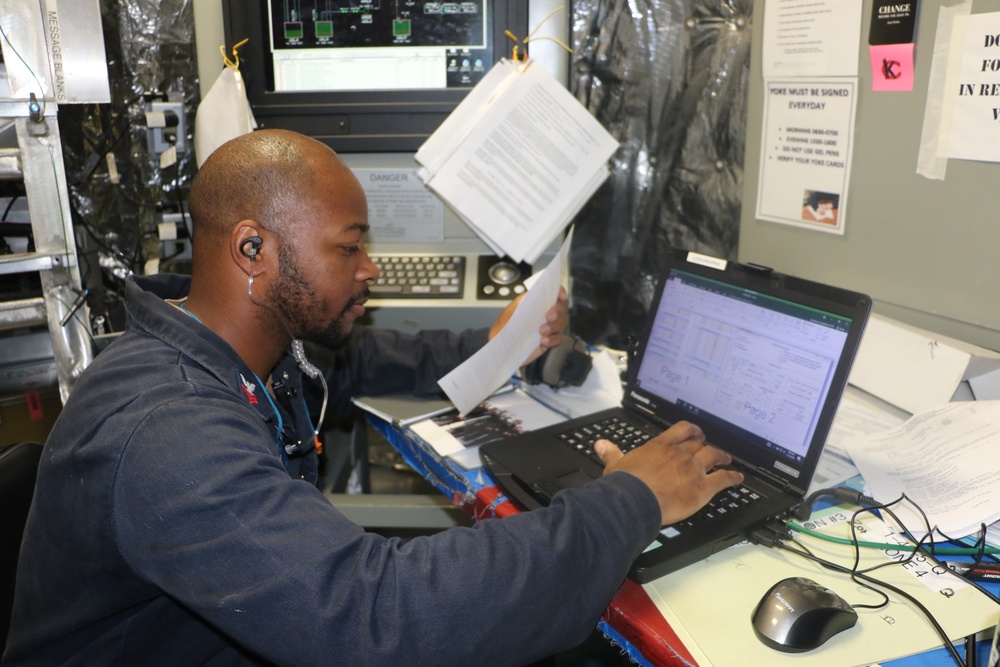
[642,509,995,666]
[803,508,972,597]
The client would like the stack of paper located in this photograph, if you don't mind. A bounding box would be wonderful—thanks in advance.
[844,399,1000,540]
[410,386,566,470]
[415,58,619,264]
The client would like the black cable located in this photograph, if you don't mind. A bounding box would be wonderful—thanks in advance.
[938,523,999,569]
[787,534,890,609]
[778,540,967,667]
[865,498,1000,606]
[2,195,18,221]
[775,492,995,667]
[794,485,879,521]
[69,203,134,269]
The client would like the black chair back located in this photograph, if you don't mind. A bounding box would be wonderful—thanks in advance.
[0,441,43,652]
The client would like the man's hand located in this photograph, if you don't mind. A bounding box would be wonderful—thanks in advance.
[595,421,744,526]
[489,286,569,366]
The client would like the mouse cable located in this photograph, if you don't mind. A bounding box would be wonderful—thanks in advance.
[936,523,1000,570]
[872,501,1000,607]
[778,539,967,667]
[785,535,890,608]
[790,496,998,667]
[867,502,1000,609]
[794,486,1000,558]
[843,501,966,590]
[787,490,1000,558]
[793,486,878,521]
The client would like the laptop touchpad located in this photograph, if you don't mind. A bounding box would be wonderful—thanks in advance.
[553,469,598,490]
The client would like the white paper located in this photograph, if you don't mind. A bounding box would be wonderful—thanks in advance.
[643,508,997,667]
[193,67,257,167]
[756,78,857,234]
[947,11,1000,163]
[519,348,624,419]
[437,229,573,414]
[410,388,564,460]
[824,390,907,457]
[849,315,970,415]
[845,400,1000,538]
[415,60,523,175]
[352,169,445,244]
[762,1,863,78]
[807,449,859,496]
[418,60,617,263]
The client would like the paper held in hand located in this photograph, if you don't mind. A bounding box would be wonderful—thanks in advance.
[415,58,619,265]
[437,228,573,415]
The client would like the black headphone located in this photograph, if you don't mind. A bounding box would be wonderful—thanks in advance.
[522,336,593,388]
[241,236,263,260]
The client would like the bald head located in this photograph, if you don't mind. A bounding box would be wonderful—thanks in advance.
[188,130,350,245]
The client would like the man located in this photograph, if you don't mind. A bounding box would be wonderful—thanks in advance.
[3,130,742,666]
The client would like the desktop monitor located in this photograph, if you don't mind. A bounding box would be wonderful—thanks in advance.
[222,0,529,152]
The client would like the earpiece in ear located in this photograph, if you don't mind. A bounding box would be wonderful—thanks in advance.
[242,237,263,296]
[241,236,263,260]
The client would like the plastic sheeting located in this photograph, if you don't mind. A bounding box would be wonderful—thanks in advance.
[58,0,198,331]
[568,0,752,347]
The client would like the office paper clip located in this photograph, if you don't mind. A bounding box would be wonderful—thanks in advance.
[505,30,528,63]
[505,6,572,66]
[220,37,250,71]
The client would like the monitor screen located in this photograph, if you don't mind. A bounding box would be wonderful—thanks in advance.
[634,269,851,464]
[223,0,526,152]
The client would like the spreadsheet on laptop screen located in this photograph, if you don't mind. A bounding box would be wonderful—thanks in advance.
[634,270,851,462]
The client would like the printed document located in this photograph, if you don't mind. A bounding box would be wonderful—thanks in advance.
[845,399,1000,538]
[416,59,618,264]
[437,228,572,415]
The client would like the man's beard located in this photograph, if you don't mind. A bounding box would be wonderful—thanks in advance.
[271,245,359,350]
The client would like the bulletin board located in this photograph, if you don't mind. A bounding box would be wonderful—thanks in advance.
[738,0,1000,351]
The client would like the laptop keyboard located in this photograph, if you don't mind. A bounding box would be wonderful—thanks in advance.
[556,415,659,463]
[675,484,762,529]
[369,254,465,298]
[555,415,763,531]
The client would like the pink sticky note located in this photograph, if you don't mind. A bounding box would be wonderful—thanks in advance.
[869,43,915,92]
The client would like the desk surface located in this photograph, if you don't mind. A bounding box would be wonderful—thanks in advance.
[366,414,1000,667]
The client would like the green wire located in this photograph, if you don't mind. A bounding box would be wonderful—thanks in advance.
[0,21,49,106]
[788,520,1000,556]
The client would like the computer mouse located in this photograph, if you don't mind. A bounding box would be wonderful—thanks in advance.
[750,576,858,652]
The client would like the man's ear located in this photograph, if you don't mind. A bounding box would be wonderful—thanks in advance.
[231,223,268,278]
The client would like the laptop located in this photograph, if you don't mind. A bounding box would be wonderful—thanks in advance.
[480,249,871,583]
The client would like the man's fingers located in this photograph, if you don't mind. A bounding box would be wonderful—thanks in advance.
[595,439,623,467]
[693,444,733,470]
[599,422,746,526]
[650,421,704,448]
[705,468,745,496]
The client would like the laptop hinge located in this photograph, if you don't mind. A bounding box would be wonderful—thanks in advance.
[732,455,800,496]
[632,403,656,418]
[630,403,674,431]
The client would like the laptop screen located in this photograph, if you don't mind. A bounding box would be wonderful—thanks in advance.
[633,269,851,464]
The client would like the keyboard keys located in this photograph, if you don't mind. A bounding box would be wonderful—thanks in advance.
[554,414,764,533]
[676,484,762,529]
[556,415,659,463]
[370,255,465,298]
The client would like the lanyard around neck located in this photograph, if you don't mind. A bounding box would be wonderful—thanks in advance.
[179,300,289,466]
